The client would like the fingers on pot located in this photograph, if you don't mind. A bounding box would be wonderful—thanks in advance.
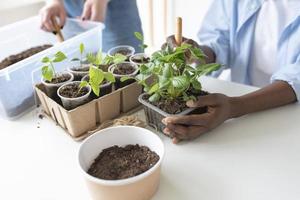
[162,114,209,126]
[165,123,208,141]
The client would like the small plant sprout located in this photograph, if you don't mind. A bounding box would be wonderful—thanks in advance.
[134,32,148,51]
[41,51,67,82]
[86,50,127,69]
[121,43,221,103]
[71,43,85,66]
[80,66,115,96]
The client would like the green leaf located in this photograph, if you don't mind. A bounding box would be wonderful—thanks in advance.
[158,75,170,89]
[42,66,53,82]
[86,53,96,64]
[104,72,115,83]
[89,67,104,96]
[149,93,160,102]
[191,79,202,90]
[148,83,159,94]
[79,81,88,88]
[53,51,67,63]
[95,51,103,65]
[113,53,127,64]
[134,32,144,41]
[162,64,172,78]
[196,63,221,75]
[120,76,133,82]
[41,57,50,63]
[172,76,189,90]
[79,43,85,55]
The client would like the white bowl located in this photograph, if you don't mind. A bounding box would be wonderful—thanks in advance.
[78,126,164,200]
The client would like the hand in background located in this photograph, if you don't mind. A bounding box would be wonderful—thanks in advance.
[81,0,109,22]
[39,0,66,32]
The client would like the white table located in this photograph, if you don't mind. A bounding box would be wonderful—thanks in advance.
[1,77,300,200]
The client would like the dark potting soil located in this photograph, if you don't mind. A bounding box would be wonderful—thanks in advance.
[131,56,150,64]
[0,44,52,70]
[59,83,89,98]
[46,74,71,84]
[113,49,132,56]
[113,63,136,75]
[143,90,208,114]
[88,144,159,180]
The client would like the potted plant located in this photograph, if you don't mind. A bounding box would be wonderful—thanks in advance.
[108,62,139,89]
[68,43,90,80]
[124,44,221,132]
[81,66,116,98]
[107,45,135,61]
[41,51,74,99]
[57,81,92,110]
[129,32,150,65]
[78,126,164,200]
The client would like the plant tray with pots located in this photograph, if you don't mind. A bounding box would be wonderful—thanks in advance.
[78,126,164,200]
[35,81,142,140]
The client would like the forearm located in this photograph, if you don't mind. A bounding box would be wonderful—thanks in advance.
[229,81,297,118]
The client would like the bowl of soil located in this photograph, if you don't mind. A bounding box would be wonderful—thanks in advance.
[57,81,91,110]
[129,53,150,65]
[138,90,208,133]
[107,45,135,60]
[81,75,113,98]
[78,126,164,200]
[108,62,138,89]
[67,60,90,81]
[41,72,74,100]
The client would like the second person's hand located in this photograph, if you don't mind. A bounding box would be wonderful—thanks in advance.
[81,0,109,22]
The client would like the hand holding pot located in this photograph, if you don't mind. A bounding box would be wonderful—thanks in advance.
[81,0,109,22]
[39,0,66,32]
[162,94,232,144]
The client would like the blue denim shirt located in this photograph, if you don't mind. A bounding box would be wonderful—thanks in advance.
[198,0,300,100]
[64,0,143,53]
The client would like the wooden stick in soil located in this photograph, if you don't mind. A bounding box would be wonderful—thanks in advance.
[51,17,65,43]
[175,17,182,46]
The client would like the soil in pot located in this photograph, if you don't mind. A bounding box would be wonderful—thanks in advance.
[113,63,136,75]
[58,83,89,98]
[88,144,159,180]
[131,56,150,64]
[82,75,112,98]
[113,49,132,57]
[45,73,72,84]
[0,44,52,70]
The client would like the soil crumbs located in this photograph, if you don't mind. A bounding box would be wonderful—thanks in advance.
[132,56,150,64]
[114,49,132,56]
[46,74,71,84]
[88,144,159,180]
[59,83,89,98]
[0,44,52,70]
[113,63,136,75]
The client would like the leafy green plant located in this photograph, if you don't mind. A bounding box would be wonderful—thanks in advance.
[86,50,126,69]
[41,51,67,82]
[71,43,85,66]
[134,32,148,51]
[122,43,221,103]
[80,66,115,96]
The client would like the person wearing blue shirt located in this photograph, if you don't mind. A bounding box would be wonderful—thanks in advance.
[39,0,143,52]
[162,0,300,144]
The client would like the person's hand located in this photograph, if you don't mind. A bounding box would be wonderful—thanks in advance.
[161,35,200,50]
[162,94,233,144]
[81,0,109,22]
[39,0,66,32]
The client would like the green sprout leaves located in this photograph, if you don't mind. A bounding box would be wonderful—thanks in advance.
[41,51,67,82]
[134,32,148,51]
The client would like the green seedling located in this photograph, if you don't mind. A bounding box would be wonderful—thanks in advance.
[41,51,67,82]
[70,43,85,67]
[134,32,148,51]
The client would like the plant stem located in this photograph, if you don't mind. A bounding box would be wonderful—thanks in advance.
[50,61,56,77]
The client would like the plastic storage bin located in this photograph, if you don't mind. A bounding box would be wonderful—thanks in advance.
[0,16,104,120]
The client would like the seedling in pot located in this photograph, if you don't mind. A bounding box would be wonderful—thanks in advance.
[107,45,135,60]
[86,50,127,72]
[80,66,115,97]
[109,62,138,89]
[41,51,74,99]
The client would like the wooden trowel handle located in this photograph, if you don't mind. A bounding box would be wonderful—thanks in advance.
[51,17,64,43]
[175,17,182,46]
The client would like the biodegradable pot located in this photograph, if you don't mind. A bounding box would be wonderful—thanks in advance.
[81,75,113,98]
[108,62,138,89]
[107,45,135,60]
[129,53,150,66]
[57,81,92,110]
[68,60,90,81]
[41,72,74,100]
[78,126,164,200]
[138,93,207,133]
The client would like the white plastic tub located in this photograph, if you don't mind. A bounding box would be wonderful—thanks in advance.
[0,16,104,120]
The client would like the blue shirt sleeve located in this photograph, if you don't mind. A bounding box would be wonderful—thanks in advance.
[198,0,231,70]
[271,56,300,101]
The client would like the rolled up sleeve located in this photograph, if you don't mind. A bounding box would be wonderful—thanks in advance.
[271,61,300,102]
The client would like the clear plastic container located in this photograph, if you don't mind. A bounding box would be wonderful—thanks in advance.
[0,16,104,120]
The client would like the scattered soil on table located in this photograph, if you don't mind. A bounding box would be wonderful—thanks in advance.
[113,63,136,75]
[143,90,208,114]
[71,65,90,72]
[38,114,44,120]
[131,56,150,64]
[0,44,52,70]
[88,144,159,180]
[45,74,71,84]
[113,49,132,57]
[59,83,89,98]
